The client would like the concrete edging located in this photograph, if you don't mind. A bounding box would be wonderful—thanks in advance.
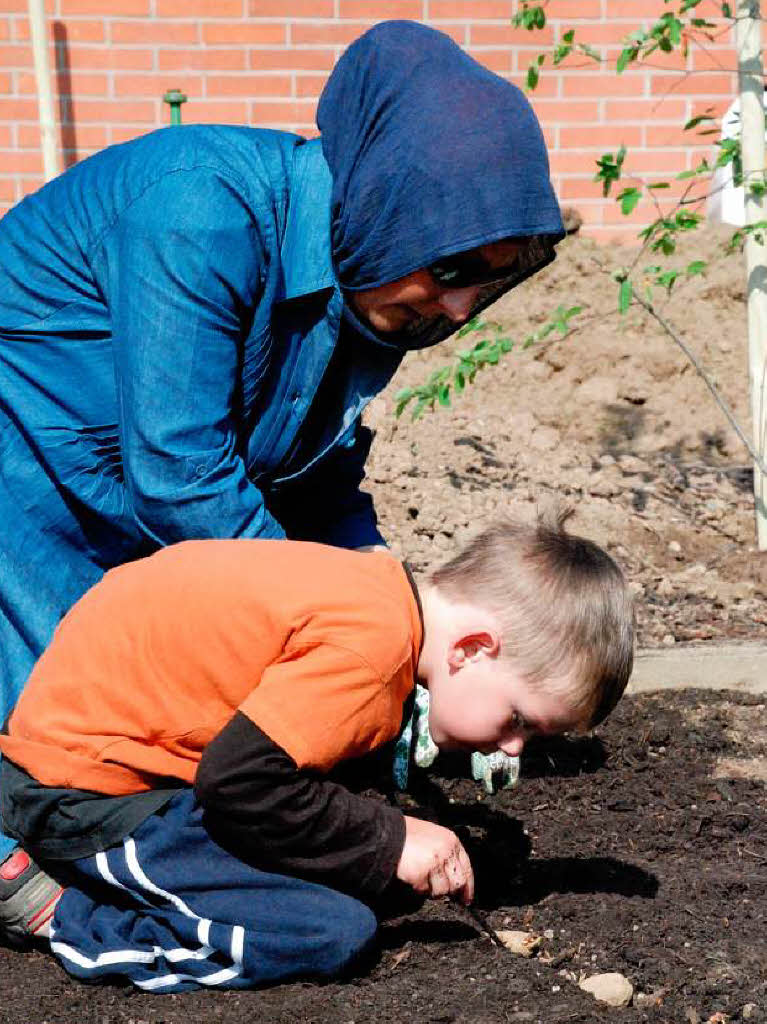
[629,642,767,696]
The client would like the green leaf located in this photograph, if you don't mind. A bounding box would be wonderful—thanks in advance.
[563,29,575,43]
[721,1,732,16]
[647,182,670,189]
[655,269,679,292]
[526,64,539,90]
[686,259,707,276]
[618,278,632,314]
[616,47,636,74]
[684,113,714,131]
[437,385,451,407]
[618,186,642,215]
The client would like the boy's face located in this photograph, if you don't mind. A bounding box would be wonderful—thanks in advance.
[427,648,584,757]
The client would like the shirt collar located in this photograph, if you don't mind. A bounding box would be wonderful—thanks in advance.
[279,138,338,302]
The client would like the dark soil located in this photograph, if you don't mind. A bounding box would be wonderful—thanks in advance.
[3,689,765,1023]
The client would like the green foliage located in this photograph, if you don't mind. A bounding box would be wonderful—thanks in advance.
[394,305,582,420]
[594,146,626,197]
[511,2,546,30]
[726,221,767,252]
[617,186,642,215]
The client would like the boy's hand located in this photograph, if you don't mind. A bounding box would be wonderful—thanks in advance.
[397,815,474,904]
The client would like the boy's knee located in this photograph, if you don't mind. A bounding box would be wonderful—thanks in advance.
[317,892,377,976]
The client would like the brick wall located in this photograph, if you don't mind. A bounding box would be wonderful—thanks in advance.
[0,0,740,240]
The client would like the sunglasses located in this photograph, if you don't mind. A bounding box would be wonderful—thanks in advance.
[428,235,555,290]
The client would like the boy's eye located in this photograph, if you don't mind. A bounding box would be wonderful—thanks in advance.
[508,711,526,731]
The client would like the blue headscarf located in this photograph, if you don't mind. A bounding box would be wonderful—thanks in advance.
[317,20,565,294]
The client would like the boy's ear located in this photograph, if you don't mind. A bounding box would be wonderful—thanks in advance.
[447,629,500,669]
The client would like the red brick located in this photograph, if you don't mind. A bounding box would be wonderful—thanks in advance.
[604,0,670,16]
[624,148,688,172]
[203,22,286,44]
[159,48,246,71]
[157,0,243,15]
[0,0,50,9]
[250,99,316,123]
[60,0,150,14]
[644,123,715,148]
[557,175,617,201]
[559,124,643,148]
[338,0,423,17]
[690,46,737,72]
[580,22,643,45]
[545,0,602,19]
[206,74,292,97]
[0,124,11,144]
[0,177,17,203]
[111,21,199,43]
[0,44,33,67]
[53,19,106,42]
[563,71,649,97]
[114,74,204,98]
[604,98,687,121]
[290,21,373,45]
[0,97,39,120]
[549,150,613,175]
[650,72,734,97]
[529,99,601,121]
[19,177,46,199]
[109,125,158,143]
[70,98,157,122]
[0,18,9,41]
[466,47,512,73]
[18,70,108,95]
[420,22,466,44]
[178,99,248,123]
[427,1,514,16]
[295,73,331,97]
[1,149,44,174]
[248,48,335,71]
[248,0,334,15]
[18,121,108,149]
[469,20,552,45]
[67,47,154,70]
[0,73,8,93]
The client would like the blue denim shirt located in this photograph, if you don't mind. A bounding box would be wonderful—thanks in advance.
[0,126,402,729]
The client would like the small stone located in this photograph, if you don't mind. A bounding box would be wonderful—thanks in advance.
[543,929,555,939]
[579,972,634,1008]
[662,633,676,645]
[668,540,682,554]
[742,1004,758,1020]
[496,930,543,957]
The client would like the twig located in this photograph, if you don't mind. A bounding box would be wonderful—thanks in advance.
[630,288,767,479]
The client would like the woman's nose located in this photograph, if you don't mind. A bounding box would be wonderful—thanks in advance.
[437,285,481,322]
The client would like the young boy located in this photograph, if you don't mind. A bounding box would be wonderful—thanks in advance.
[0,512,634,992]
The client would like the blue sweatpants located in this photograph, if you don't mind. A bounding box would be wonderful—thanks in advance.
[47,790,378,992]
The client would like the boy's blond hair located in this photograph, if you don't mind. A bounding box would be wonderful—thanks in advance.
[429,510,634,729]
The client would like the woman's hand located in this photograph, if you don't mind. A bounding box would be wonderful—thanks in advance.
[396,815,474,904]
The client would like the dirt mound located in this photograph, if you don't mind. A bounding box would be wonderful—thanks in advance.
[366,224,767,646]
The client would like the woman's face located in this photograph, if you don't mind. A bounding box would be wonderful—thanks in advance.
[350,239,524,334]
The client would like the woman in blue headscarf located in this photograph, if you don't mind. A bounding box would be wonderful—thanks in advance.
[0,20,563,937]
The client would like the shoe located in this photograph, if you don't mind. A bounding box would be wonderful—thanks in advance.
[0,850,63,946]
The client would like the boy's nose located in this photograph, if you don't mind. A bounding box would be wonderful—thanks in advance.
[437,285,481,322]
[499,735,525,757]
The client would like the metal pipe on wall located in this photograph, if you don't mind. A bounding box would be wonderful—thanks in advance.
[28,0,59,182]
